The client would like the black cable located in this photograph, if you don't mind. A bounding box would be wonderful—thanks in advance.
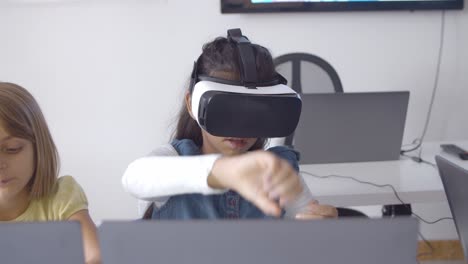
[299,171,453,225]
[400,153,437,168]
[417,230,435,260]
[401,10,446,155]
[300,170,454,260]
[401,139,423,154]
[415,10,446,161]
[401,144,421,154]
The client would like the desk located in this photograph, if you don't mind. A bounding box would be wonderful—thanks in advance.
[300,141,468,207]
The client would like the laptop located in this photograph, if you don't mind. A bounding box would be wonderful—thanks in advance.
[99,217,418,264]
[0,222,84,264]
[294,91,409,164]
[435,155,468,262]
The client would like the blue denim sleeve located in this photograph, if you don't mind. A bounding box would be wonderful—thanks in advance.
[267,146,300,172]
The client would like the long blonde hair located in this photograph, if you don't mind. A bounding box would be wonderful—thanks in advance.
[0,82,59,199]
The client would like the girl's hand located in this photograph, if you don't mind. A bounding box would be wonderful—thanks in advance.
[208,151,303,217]
[295,200,338,220]
[68,210,101,264]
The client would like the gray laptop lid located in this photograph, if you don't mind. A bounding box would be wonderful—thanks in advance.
[0,222,84,264]
[100,218,418,264]
[294,91,409,164]
[436,155,468,262]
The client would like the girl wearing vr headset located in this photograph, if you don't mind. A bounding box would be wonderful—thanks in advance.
[123,30,337,220]
[0,82,101,264]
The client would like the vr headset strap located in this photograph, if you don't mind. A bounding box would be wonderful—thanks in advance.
[227,28,258,89]
[190,28,288,92]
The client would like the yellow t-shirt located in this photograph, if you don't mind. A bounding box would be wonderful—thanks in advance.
[13,176,88,221]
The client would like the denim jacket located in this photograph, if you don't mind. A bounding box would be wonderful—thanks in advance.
[150,139,299,219]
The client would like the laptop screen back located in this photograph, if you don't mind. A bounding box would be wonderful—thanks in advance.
[100,218,418,264]
[436,155,468,261]
[0,222,84,264]
[294,91,409,164]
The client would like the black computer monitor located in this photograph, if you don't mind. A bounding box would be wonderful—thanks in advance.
[221,0,463,13]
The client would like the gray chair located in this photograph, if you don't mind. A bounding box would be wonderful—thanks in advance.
[274,52,343,146]
[274,52,343,94]
[274,52,366,218]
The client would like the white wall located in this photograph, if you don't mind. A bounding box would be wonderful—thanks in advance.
[0,0,466,236]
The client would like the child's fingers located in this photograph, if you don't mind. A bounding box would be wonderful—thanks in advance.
[268,174,302,206]
[279,196,290,207]
[305,203,338,218]
[264,162,289,187]
[253,190,282,217]
[295,213,326,220]
[262,161,289,192]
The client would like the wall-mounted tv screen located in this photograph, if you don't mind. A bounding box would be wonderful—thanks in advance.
[221,0,463,12]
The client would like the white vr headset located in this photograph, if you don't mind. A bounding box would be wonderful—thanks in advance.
[190,28,302,138]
